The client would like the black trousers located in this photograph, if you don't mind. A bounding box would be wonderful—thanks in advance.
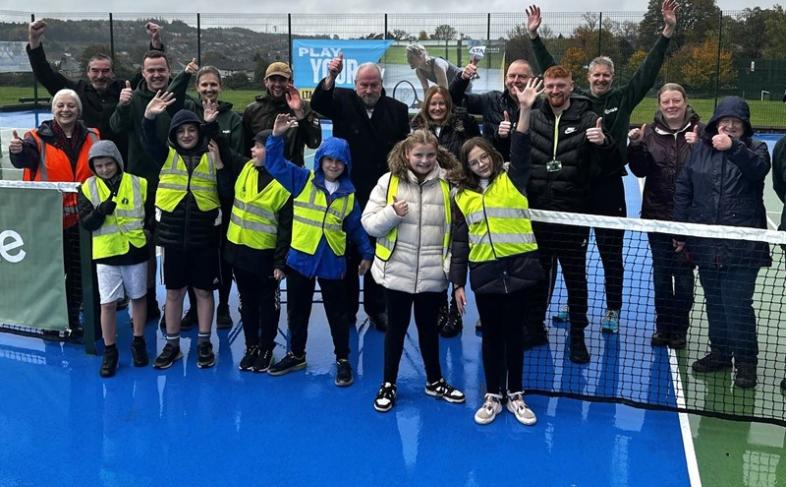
[383,289,442,384]
[234,267,279,352]
[648,233,695,337]
[63,225,82,330]
[287,270,349,359]
[590,175,626,312]
[531,222,590,330]
[343,240,385,319]
[476,289,527,394]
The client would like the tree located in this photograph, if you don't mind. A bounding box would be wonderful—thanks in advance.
[79,44,111,72]
[638,0,721,49]
[432,24,457,41]
[670,39,734,91]
[762,5,786,59]
[505,24,537,69]
[418,30,429,41]
[390,29,409,41]
[561,47,588,81]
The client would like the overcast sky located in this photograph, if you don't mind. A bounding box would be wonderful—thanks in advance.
[8,0,778,14]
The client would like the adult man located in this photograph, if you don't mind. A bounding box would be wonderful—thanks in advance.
[242,62,321,166]
[311,55,410,330]
[110,51,196,315]
[450,58,537,160]
[526,1,678,332]
[522,65,614,363]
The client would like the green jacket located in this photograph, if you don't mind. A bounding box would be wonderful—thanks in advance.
[109,71,195,186]
[193,100,244,155]
[532,34,671,176]
[773,135,786,231]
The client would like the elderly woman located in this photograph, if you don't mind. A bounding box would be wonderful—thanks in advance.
[673,96,771,389]
[9,88,101,335]
[628,83,701,350]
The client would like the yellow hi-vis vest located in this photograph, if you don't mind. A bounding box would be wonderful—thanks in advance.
[226,162,291,250]
[290,173,354,256]
[375,174,452,262]
[155,148,219,212]
[81,173,148,259]
[454,172,538,262]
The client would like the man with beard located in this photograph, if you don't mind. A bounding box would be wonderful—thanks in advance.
[311,56,410,331]
[522,65,614,364]
[450,59,537,161]
[242,62,321,166]
[526,1,678,333]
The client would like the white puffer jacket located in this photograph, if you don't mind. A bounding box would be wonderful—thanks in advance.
[362,166,450,294]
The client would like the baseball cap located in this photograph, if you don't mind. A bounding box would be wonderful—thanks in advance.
[265,62,292,80]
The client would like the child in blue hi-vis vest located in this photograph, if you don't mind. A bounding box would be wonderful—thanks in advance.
[263,113,373,387]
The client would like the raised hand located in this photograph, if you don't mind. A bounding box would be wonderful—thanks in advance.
[284,83,305,116]
[498,111,512,138]
[711,133,732,151]
[202,99,219,123]
[272,113,297,136]
[512,77,543,110]
[119,80,133,106]
[662,0,679,38]
[586,117,606,145]
[328,52,344,79]
[208,140,224,169]
[462,60,478,80]
[144,90,175,119]
[526,5,542,39]
[185,58,199,75]
[392,196,408,217]
[28,20,47,48]
[146,22,162,49]
[628,123,647,142]
[9,130,24,154]
[684,125,700,144]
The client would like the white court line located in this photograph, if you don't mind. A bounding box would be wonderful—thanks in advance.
[635,175,702,487]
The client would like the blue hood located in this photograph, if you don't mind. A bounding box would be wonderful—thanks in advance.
[705,96,754,139]
[313,137,352,181]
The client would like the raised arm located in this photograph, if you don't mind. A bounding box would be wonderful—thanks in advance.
[264,114,311,195]
[310,53,344,119]
[627,124,655,177]
[141,90,176,164]
[526,5,557,73]
[286,86,321,149]
[26,20,76,96]
[8,129,41,170]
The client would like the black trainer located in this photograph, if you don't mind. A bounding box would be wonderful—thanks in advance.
[268,352,306,376]
[335,359,353,387]
[197,341,215,368]
[180,308,197,330]
[100,347,119,378]
[216,304,233,330]
[374,382,397,412]
[569,330,590,364]
[239,345,260,371]
[253,349,274,373]
[734,364,757,389]
[154,343,182,369]
[692,352,732,373]
[424,378,465,403]
[651,331,670,347]
[131,337,149,367]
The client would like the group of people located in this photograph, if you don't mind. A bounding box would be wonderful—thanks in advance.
[7,0,786,428]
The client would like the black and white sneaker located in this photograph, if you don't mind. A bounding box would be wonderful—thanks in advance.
[373,382,397,412]
[424,378,465,404]
[253,349,274,373]
[268,352,306,376]
[153,343,182,369]
[197,342,215,368]
[335,359,353,387]
[239,345,260,371]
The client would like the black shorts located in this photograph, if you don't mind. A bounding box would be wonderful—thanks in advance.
[163,246,219,290]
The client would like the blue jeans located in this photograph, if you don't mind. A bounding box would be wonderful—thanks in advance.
[648,233,695,337]
[698,266,759,364]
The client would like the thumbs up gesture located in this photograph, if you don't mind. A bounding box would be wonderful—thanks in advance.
[328,52,344,78]
[119,80,133,105]
[628,123,647,142]
[185,57,199,75]
[685,124,700,145]
[586,117,606,145]
[498,110,512,138]
[462,59,479,80]
[392,195,408,217]
[9,130,24,154]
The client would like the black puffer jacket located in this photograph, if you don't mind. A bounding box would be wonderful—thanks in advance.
[673,97,771,268]
[242,94,321,166]
[527,96,614,212]
[410,110,480,158]
[628,107,703,220]
[141,109,233,249]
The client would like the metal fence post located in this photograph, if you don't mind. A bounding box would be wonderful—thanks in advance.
[486,13,491,70]
[288,14,293,66]
[109,13,115,63]
[197,13,202,66]
[597,11,603,57]
[384,13,388,40]
[31,13,40,127]
[714,10,723,109]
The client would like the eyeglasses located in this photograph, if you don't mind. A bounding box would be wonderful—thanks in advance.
[468,152,491,168]
[718,118,743,128]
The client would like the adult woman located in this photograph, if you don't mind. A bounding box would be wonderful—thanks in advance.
[406,44,464,99]
[673,96,771,389]
[628,83,701,350]
[9,88,101,335]
[411,85,480,336]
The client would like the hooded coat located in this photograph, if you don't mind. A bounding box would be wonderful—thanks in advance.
[673,96,771,268]
[141,109,233,249]
[264,134,373,280]
[410,110,480,158]
[77,140,150,265]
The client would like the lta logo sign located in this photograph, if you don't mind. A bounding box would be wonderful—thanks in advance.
[0,229,26,263]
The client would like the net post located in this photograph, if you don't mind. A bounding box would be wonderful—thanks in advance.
[79,225,98,355]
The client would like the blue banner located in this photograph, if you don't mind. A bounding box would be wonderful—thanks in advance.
[292,39,394,90]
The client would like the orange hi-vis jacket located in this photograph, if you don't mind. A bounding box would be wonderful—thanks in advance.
[24,127,100,229]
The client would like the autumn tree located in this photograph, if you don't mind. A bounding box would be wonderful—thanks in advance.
[670,39,734,92]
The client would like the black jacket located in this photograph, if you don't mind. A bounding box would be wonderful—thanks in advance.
[450,131,544,294]
[242,94,321,166]
[628,108,702,220]
[410,110,480,158]
[673,97,771,268]
[527,96,614,212]
[141,109,233,249]
[310,79,409,206]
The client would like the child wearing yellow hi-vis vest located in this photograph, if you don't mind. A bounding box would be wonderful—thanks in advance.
[78,140,150,378]
[451,78,545,426]
[362,129,464,413]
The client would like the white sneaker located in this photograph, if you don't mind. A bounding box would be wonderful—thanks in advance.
[474,393,503,425]
[507,391,537,426]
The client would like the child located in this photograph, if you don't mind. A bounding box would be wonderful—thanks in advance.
[78,140,149,377]
[362,129,465,412]
[223,129,293,372]
[451,79,544,425]
[141,91,232,370]
[265,113,373,387]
